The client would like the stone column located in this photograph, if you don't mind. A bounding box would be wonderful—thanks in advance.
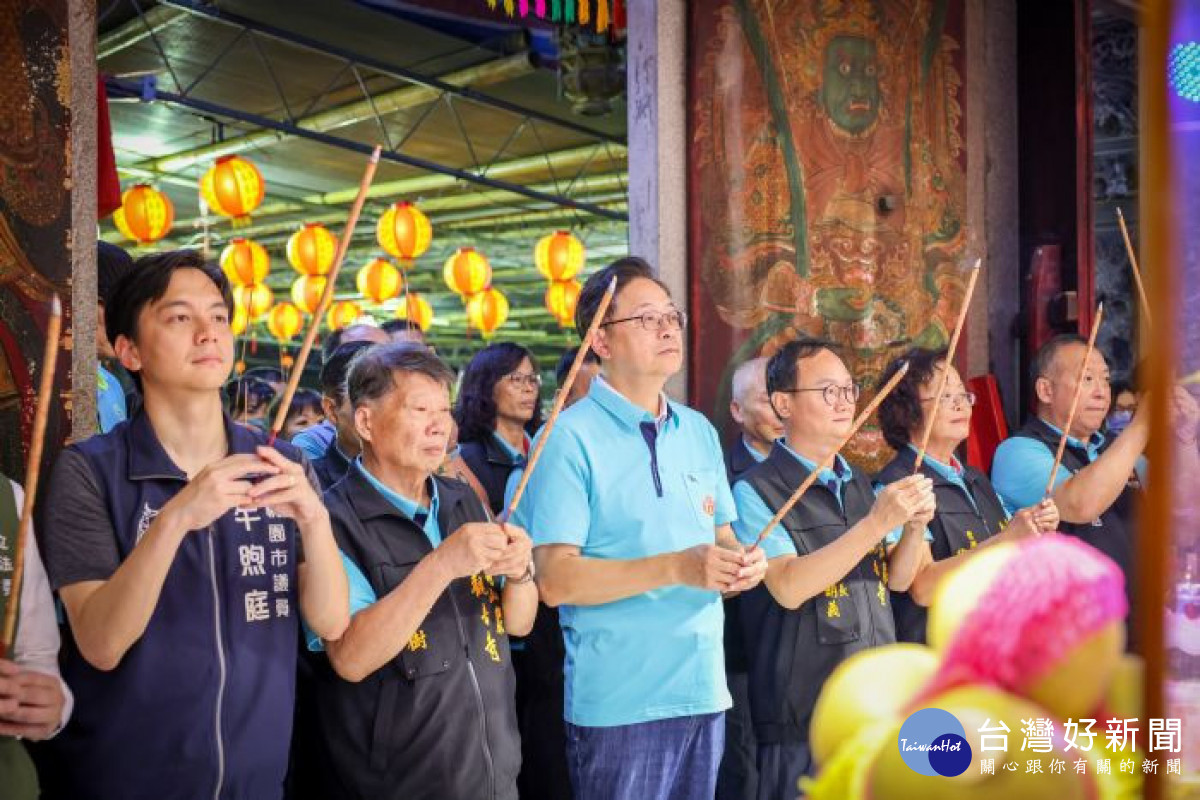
[966,0,1021,423]
[69,0,97,439]
[626,0,689,399]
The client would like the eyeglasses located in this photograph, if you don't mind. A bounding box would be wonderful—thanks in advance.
[777,383,861,407]
[505,372,543,390]
[920,391,977,408]
[601,309,687,332]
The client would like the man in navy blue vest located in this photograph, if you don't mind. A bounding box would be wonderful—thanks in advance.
[307,342,538,800]
[991,334,1199,648]
[37,250,350,800]
[731,339,935,799]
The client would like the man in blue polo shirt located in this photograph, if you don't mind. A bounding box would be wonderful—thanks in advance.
[989,334,1200,647]
[514,257,768,800]
[37,250,349,800]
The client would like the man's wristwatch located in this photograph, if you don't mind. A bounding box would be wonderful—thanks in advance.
[510,560,536,584]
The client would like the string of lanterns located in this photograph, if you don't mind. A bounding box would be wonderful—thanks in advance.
[536,230,585,328]
[109,154,591,348]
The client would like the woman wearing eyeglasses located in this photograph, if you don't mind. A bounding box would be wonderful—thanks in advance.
[455,342,547,515]
[875,348,1060,643]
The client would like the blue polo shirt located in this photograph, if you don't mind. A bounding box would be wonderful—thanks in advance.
[512,376,735,727]
[306,461,441,651]
[990,420,1147,511]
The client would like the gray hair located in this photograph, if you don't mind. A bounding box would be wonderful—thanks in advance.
[346,342,454,408]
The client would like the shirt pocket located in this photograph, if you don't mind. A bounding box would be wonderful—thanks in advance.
[376,562,458,681]
[680,469,722,532]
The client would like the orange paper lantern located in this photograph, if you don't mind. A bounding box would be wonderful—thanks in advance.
[443,247,492,297]
[266,302,304,342]
[233,283,274,320]
[231,305,249,336]
[356,258,402,304]
[291,274,328,315]
[219,238,270,286]
[535,230,585,281]
[326,300,362,331]
[201,155,265,221]
[113,184,174,244]
[376,201,432,264]
[466,287,509,336]
[395,292,434,332]
[545,278,582,327]
[287,223,337,276]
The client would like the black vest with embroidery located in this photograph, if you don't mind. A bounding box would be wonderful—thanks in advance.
[1013,418,1137,636]
[875,447,1008,643]
[737,443,896,744]
[314,468,519,800]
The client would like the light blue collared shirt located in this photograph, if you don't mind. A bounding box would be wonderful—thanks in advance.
[512,375,734,727]
[731,442,899,558]
[991,420,1147,512]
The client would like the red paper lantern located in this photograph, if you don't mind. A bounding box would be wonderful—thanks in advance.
[287,223,337,276]
[326,300,362,331]
[201,155,265,221]
[356,258,403,305]
[291,275,327,315]
[535,230,585,281]
[466,287,509,337]
[443,247,492,297]
[376,202,432,265]
[233,283,274,320]
[113,184,174,244]
[395,292,434,332]
[266,302,304,342]
[219,238,270,286]
[545,278,582,328]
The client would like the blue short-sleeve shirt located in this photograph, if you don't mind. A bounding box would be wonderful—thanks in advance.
[305,461,441,651]
[991,420,1147,512]
[733,442,906,555]
[511,376,735,727]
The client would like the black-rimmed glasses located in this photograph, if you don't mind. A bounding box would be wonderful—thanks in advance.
[776,383,861,407]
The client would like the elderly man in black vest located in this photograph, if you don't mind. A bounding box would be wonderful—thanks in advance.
[717,356,782,800]
[730,338,935,799]
[308,342,539,800]
[874,348,1059,644]
[989,335,1192,649]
